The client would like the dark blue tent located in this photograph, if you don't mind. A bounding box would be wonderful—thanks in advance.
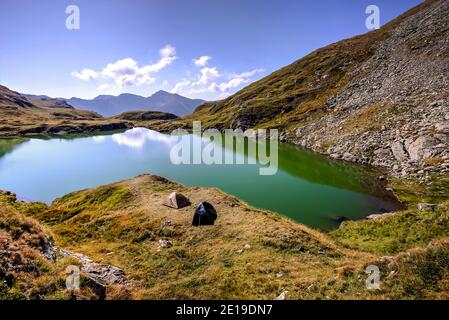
[192,202,217,226]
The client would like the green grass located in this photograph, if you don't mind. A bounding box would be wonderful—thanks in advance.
[332,201,449,254]
[373,240,449,299]
[331,174,449,254]
[30,185,134,225]
[317,239,449,300]
[388,173,449,206]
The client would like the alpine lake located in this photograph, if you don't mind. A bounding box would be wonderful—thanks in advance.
[0,128,402,230]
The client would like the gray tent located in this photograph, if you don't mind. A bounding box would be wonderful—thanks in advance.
[163,192,191,209]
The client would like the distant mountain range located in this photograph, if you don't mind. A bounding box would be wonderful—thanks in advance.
[22,90,204,117]
[66,91,204,117]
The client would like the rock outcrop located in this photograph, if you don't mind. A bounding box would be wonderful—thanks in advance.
[289,0,449,177]
[58,249,129,286]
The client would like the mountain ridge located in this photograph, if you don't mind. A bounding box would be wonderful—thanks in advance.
[67,90,205,117]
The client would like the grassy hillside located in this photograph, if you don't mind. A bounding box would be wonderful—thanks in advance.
[182,1,434,131]
[1,174,448,300]
[35,174,355,299]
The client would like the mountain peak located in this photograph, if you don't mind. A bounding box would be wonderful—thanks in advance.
[150,90,173,98]
[92,94,114,100]
[118,93,141,97]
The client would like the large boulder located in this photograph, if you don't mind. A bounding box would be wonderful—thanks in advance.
[418,203,437,211]
[407,136,441,161]
[391,141,409,162]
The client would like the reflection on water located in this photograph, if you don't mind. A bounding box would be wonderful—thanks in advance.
[0,129,401,230]
[109,128,178,148]
[0,138,28,157]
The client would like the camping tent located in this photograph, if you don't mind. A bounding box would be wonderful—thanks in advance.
[163,192,191,209]
[192,202,217,226]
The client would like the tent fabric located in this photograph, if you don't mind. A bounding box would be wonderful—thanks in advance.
[192,202,218,226]
[163,192,191,209]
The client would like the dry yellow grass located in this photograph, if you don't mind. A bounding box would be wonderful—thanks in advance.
[2,174,449,299]
[28,174,375,299]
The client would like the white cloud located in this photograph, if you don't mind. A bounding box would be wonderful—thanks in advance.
[97,84,111,91]
[217,69,265,92]
[171,79,191,94]
[193,56,211,67]
[139,45,177,75]
[101,56,161,87]
[160,45,176,58]
[170,66,264,99]
[72,45,176,88]
[71,69,98,81]
[188,87,208,95]
[232,68,265,79]
[136,74,156,86]
[207,82,218,93]
[194,67,220,85]
[112,128,177,148]
[218,78,249,92]
[101,58,138,85]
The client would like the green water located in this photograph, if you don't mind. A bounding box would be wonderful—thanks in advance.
[0,128,400,229]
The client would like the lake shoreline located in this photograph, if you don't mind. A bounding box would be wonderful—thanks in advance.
[0,128,406,230]
[3,119,447,181]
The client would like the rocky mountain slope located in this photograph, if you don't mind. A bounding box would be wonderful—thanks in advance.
[67,90,205,117]
[185,0,449,178]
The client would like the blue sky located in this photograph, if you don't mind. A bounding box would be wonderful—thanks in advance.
[0,0,422,100]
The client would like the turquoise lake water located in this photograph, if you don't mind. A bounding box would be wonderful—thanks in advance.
[0,128,401,229]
